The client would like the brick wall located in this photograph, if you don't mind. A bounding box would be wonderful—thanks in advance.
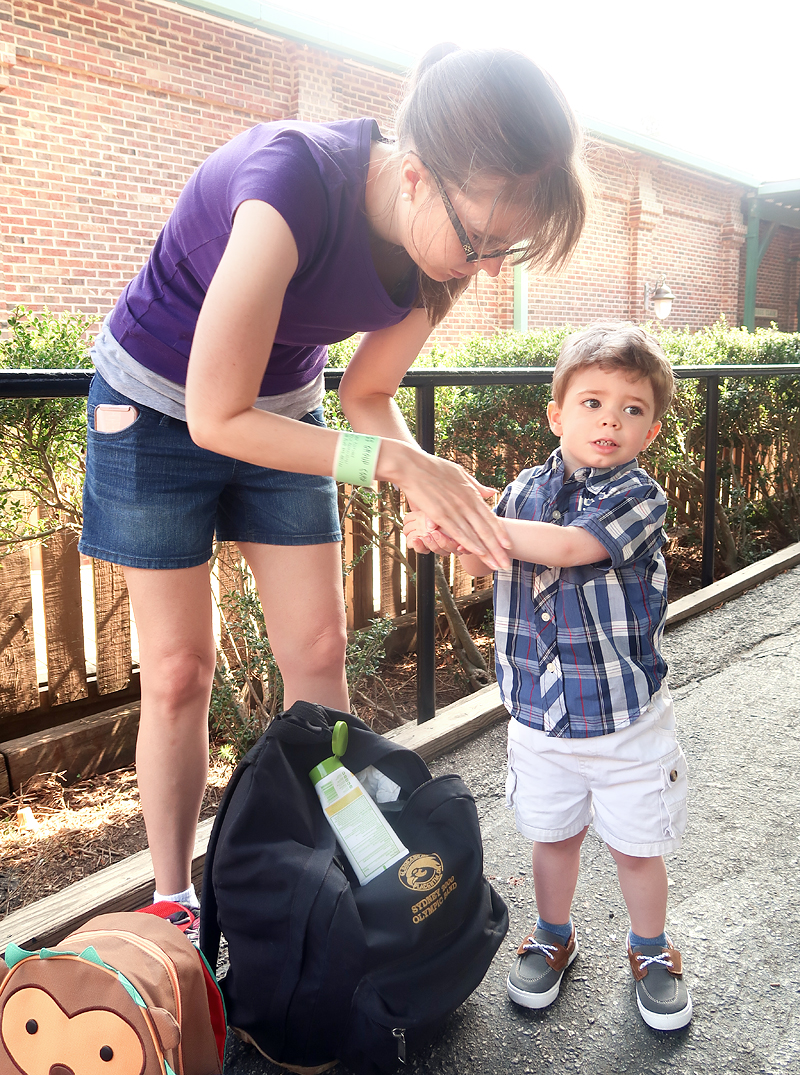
[1,0,796,343]
[0,0,412,327]
[523,145,766,333]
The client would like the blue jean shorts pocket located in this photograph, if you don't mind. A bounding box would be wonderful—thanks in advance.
[659,746,688,840]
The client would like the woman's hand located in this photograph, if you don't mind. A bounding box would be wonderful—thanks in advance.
[339,314,511,569]
[403,510,464,555]
[384,440,510,569]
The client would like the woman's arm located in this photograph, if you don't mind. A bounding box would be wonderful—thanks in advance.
[340,316,512,569]
[186,199,342,475]
[186,199,510,567]
[339,310,432,447]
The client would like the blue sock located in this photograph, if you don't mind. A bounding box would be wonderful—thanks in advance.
[628,928,667,949]
[537,916,573,945]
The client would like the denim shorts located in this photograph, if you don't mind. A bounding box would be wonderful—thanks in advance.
[79,372,341,569]
[505,688,688,857]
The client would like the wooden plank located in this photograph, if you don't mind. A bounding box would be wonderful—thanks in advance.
[41,528,87,705]
[0,755,10,799]
[385,683,507,761]
[216,542,247,669]
[0,818,214,950]
[344,485,374,631]
[451,553,472,598]
[665,541,800,628]
[92,559,132,695]
[0,546,39,716]
[0,702,140,790]
[378,484,402,619]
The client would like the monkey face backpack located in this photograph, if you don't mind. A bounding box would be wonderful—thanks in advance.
[0,909,225,1075]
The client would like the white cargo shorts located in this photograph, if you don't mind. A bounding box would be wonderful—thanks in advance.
[505,688,688,856]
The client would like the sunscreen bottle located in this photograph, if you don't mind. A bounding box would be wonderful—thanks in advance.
[310,721,408,885]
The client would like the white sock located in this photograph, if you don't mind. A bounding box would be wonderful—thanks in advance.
[153,883,199,911]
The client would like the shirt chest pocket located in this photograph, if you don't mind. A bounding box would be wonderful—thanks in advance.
[557,563,612,588]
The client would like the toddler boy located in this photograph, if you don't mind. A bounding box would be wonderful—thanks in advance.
[404,322,691,1029]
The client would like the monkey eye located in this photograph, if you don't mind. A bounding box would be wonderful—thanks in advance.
[100,1046,114,1062]
[25,1019,38,1034]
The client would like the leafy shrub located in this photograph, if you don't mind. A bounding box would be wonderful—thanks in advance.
[0,307,94,550]
[329,320,800,574]
[210,545,395,760]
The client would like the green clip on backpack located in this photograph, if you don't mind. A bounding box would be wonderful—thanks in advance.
[0,908,226,1075]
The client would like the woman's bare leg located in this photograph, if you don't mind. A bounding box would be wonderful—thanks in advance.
[239,541,349,712]
[123,564,216,896]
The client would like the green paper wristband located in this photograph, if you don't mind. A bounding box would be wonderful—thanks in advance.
[333,431,381,486]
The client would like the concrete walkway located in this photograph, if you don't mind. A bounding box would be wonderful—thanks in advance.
[224,567,800,1075]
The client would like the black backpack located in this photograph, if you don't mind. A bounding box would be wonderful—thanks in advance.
[200,701,508,1075]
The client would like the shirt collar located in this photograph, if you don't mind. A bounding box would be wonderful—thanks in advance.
[547,448,640,493]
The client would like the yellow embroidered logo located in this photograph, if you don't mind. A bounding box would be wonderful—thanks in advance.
[397,853,443,892]
[410,875,457,924]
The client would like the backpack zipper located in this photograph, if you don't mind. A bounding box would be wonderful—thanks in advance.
[392,1027,407,1064]
[69,928,184,1075]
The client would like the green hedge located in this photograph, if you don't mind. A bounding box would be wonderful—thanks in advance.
[330,319,800,570]
[3,309,799,572]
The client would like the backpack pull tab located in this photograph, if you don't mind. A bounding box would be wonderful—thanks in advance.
[392,1028,407,1064]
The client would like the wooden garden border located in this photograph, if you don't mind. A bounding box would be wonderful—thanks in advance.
[3,539,800,950]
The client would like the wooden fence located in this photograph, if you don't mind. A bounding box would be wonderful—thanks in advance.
[0,430,789,739]
[0,483,491,739]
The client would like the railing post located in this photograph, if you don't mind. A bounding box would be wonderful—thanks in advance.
[701,375,719,587]
[415,383,437,723]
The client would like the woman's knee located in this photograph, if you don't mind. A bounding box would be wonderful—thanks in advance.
[140,646,217,712]
[276,619,348,681]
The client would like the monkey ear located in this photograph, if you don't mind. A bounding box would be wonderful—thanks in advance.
[149,1007,181,1051]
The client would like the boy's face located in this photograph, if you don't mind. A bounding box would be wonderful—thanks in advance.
[547,366,661,477]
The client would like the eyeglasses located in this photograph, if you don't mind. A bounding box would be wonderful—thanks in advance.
[419,159,528,264]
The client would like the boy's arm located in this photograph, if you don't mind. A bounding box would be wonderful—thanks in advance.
[456,519,607,576]
[502,518,609,568]
[405,511,609,575]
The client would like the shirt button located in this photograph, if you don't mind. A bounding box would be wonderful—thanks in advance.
[546,662,556,674]
[669,769,679,782]
[541,612,551,622]
[552,510,561,521]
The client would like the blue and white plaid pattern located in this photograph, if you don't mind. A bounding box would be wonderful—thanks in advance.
[494,450,668,738]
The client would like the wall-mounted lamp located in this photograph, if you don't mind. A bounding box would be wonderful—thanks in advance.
[643,276,675,320]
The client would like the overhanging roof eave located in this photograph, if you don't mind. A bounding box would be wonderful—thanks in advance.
[580,114,759,188]
[168,0,414,73]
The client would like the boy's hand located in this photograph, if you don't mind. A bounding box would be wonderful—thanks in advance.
[403,511,464,555]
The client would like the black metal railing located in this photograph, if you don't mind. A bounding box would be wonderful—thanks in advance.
[3,362,800,723]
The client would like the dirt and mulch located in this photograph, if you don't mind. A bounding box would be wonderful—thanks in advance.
[0,628,496,920]
[0,533,769,919]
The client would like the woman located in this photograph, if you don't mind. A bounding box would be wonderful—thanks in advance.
[79,44,589,913]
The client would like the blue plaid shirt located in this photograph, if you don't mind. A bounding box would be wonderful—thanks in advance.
[493,449,668,738]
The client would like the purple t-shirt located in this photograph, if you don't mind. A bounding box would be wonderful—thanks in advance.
[108,119,417,396]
